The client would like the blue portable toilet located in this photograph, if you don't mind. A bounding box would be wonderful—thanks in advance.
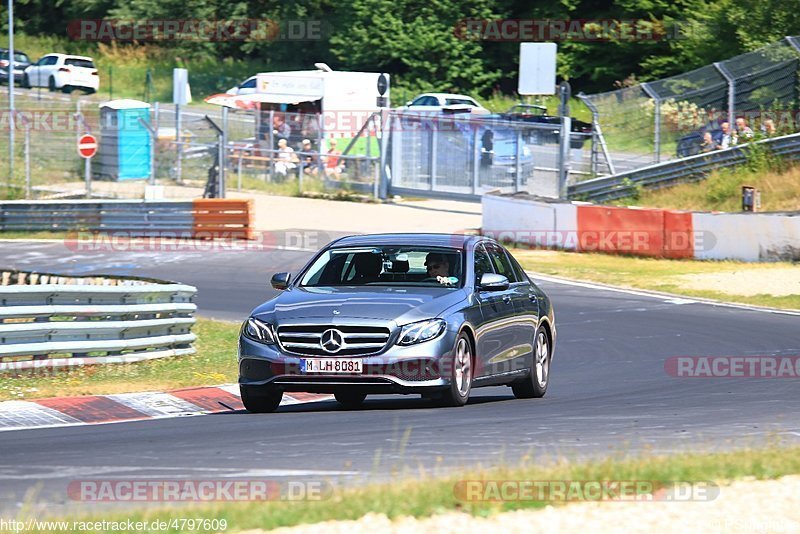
[97,99,152,181]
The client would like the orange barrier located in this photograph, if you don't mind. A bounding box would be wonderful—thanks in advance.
[576,205,664,257]
[192,199,254,239]
[662,210,694,259]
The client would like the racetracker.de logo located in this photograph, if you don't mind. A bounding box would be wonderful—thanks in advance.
[665,356,800,378]
[453,480,719,502]
[454,18,691,42]
[68,479,332,502]
[66,19,326,42]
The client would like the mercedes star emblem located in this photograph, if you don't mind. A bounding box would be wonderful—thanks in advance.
[320,329,344,353]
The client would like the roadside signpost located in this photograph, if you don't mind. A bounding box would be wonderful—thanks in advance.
[78,133,97,197]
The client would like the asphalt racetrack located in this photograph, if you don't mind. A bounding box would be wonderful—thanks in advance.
[1,238,798,513]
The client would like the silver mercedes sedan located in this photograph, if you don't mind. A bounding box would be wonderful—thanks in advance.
[237,233,556,412]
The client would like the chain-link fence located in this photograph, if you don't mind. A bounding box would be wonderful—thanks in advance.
[388,111,592,199]
[581,36,800,174]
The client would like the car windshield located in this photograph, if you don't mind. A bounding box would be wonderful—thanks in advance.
[299,246,464,288]
[65,58,95,68]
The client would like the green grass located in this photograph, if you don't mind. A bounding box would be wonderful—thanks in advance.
[0,318,240,401]
[23,444,800,532]
[616,159,800,213]
[513,248,800,310]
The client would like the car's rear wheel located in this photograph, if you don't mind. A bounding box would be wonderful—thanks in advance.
[334,391,367,409]
[434,332,472,407]
[512,326,550,399]
[240,385,283,413]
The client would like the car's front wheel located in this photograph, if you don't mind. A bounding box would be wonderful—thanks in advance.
[512,326,551,399]
[434,332,472,407]
[335,391,367,409]
[21,74,30,88]
[48,76,57,92]
[240,385,283,413]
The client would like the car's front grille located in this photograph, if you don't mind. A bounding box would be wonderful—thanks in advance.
[276,325,391,356]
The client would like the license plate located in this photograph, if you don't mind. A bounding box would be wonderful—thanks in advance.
[300,358,362,374]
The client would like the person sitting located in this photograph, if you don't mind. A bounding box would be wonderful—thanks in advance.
[761,118,776,137]
[274,138,299,180]
[424,252,451,280]
[735,117,754,141]
[719,121,735,149]
[700,131,719,153]
[325,140,344,176]
[300,139,320,176]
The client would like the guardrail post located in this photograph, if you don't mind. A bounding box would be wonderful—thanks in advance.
[557,117,572,199]
[714,62,736,131]
[176,103,183,184]
[429,127,437,191]
[472,125,480,195]
[641,83,661,163]
[515,129,522,193]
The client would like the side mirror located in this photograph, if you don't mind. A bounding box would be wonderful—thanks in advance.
[270,272,291,290]
[405,101,412,106]
[478,273,509,291]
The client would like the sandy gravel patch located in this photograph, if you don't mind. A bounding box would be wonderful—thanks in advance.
[670,268,800,297]
[250,475,800,534]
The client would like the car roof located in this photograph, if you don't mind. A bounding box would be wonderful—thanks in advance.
[418,92,478,100]
[331,233,482,249]
[43,53,94,60]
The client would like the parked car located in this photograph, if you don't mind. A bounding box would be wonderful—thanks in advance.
[22,54,99,93]
[497,104,593,149]
[399,92,491,114]
[227,75,257,95]
[0,48,32,85]
[238,233,556,412]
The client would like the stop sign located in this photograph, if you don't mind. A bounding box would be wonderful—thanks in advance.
[78,134,98,159]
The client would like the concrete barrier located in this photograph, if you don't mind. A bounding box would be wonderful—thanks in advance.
[482,192,800,262]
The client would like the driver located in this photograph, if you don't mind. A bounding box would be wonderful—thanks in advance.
[424,253,451,279]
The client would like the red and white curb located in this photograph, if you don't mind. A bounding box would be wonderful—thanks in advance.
[0,385,332,432]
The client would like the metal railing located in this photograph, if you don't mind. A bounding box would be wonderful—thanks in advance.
[0,270,197,371]
[568,132,800,202]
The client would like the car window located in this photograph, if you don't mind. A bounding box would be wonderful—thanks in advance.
[40,56,57,66]
[507,252,530,284]
[486,243,518,283]
[445,98,473,106]
[300,246,463,288]
[65,58,95,68]
[240,77,256,88]
[474,244,494,284]
[411,96,437,106]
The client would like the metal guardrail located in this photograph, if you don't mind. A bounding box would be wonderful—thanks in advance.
[568,132,800,202]
[0,270,197,371]
[0,199,254,238]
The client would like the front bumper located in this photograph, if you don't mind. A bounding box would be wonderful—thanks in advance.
[238,329,458,394]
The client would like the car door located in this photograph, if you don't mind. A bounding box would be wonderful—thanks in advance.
[484,243,536,376]
[473,242,518,378]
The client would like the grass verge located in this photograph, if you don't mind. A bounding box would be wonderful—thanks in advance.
[0,319,240,401]
[26,444,800,532]
[513,248,800,310]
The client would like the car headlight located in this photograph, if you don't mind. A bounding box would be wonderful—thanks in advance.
[243,317,276,344]
[397,319,446,346]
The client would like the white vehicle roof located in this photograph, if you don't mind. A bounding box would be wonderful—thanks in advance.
[44,53,95,61]
[417,92,481,101]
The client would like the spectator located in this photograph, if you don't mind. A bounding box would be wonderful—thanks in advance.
[700,131,719,153]
[325,140,344,176]
[274,138,298,179]
[761,118,777,137]
[273,114,291,144]
[719,121,735,149]
[735,117,754,140]
[300,139,320,176]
